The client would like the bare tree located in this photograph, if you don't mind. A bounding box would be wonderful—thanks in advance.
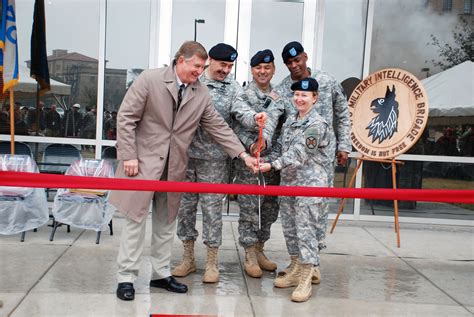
[428,17,474,70]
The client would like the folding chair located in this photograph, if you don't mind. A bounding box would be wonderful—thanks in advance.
[101,146,117,159]
[40,143,81,200]
[40,143,81,174]
[50,159,115,244]
[0,154,49,241]
[0,141,33,157]
[101,146,118,169]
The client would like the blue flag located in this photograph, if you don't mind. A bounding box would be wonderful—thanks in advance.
[0,0,19,93]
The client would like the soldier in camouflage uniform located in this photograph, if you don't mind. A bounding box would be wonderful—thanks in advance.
[272,41,351,281]
[260,77,332,302]
[273,41,351,181]
[234,49,283,278]
[173,43,267,284]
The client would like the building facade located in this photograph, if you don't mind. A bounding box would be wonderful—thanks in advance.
[3,0,473,225]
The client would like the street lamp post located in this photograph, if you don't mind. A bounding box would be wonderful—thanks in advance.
[194,19,205,42]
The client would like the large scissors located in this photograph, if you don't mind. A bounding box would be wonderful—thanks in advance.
[255,122,265,229]
[256,168,265,229]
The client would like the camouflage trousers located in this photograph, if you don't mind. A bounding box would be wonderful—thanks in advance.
[176,158,228,248]
[235,160,280,248]
[279,196,329,266]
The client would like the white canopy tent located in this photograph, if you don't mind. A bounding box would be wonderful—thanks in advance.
[13,65,70,96]
[422,61,474,118]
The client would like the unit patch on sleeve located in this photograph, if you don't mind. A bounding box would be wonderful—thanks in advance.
[304,127,319,152]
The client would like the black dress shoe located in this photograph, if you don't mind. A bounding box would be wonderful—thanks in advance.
[116,282,135,301]
[150,276,188,293]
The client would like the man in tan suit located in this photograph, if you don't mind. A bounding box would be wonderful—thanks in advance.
[110,41,265,301]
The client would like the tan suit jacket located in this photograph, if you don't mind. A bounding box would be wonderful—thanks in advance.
[109,65,245,222]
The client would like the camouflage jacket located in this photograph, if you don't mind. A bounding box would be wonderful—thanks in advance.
[273,68,351,154]
[234,81,281,154]
[266,106,333,203]
[188,71,258,161]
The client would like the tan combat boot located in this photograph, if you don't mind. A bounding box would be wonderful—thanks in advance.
[171,240,196,277]
[277,255,298,277]
[203,247,219,283]
[256,242,277,271]
[312,266,321,284]
[274,257,300,288]
[291,264,313,302]
[244,246,263,278]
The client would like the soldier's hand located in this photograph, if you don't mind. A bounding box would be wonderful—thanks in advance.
[254,112,267,128]
[259,163,271,173]
[336,151,349,166]
[123,159,139,177]
[243,156,259,173]
[250,140,266,156]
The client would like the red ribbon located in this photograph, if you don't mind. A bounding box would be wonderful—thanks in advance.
[255,119,265,169]
[0,171,472,204]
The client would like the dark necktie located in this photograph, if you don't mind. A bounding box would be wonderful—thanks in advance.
[177,84,185,110]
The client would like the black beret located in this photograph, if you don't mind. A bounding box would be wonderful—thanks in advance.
[281,41,304,63]
[209,43,238,62]
[291,77,319,92]
[250,49,274,67]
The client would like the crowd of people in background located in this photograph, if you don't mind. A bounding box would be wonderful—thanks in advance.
[431,125,474,157]
[0,101,118,141]
[0,100,472,159]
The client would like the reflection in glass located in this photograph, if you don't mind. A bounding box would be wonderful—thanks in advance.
[370,1,458,79]
[424,122,474,157]
[322,0,367,82]
[171,0,225,61]
[13,0,100,138]
[104,0,151,140]
[329,158,357,215]
[362,159,473,220]
[249,0,304,84]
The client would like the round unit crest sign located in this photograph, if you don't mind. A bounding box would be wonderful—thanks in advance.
[349,68,429,159]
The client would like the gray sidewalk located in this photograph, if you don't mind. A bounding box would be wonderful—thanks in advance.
[0,213,473,317]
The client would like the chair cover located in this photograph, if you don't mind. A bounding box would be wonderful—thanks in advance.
[0,155,49,235]
[52,159,115,231]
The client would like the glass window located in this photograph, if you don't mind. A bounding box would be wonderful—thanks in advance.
[0,141,94,173]
[170,0,226,60]
[321,0,368,82]
[464,0,473,14]
[361,159,473,220]
[443,0,453,11]
[104,0,151,140]
[370,1,454,80]
[425,122,473,157]
[370,1,472,159]
[13,0,100,138]
[249,0,304,84]
[328,158,358,215]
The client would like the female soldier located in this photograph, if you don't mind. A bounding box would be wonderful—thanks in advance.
[259,77,333,302]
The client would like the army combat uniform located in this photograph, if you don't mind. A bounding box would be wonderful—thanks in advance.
[265,105,333,266]
[176,71,257,248]
[273,68,351,186]
[234,80,281,249]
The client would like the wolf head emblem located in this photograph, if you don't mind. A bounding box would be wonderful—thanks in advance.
[366,85,399,144]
